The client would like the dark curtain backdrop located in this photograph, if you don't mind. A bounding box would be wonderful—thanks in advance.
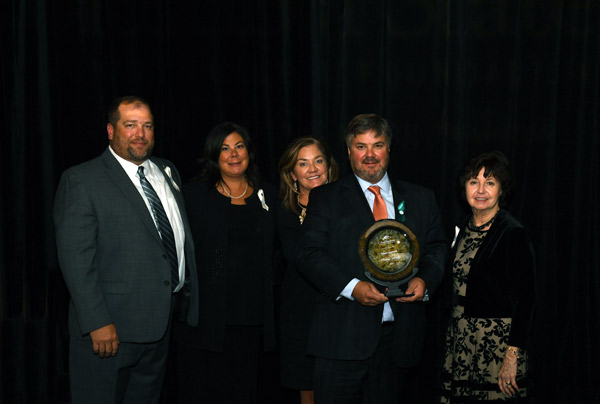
[2,1,598,403]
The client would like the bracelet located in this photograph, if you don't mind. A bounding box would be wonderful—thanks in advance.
[506,345,520,359]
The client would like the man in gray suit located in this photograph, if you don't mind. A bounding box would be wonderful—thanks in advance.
[54,96,198,404]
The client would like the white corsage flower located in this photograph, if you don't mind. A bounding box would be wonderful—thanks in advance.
[257,189,269,211]
[163,166,180,192]
[451,225,460,248]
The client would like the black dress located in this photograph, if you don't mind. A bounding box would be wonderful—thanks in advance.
[277,203,319,390]
[170,182,278,404]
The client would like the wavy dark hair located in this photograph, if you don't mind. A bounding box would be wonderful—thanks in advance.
[197,122,261,188]
[278,137,339,215]
[457,151,515,208]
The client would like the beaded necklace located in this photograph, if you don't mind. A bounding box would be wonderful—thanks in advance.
[468,210,500,232]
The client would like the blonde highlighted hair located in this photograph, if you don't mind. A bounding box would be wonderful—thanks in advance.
[278,137,339,215]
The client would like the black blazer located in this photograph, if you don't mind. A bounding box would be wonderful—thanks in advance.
[54,148,199,342]
[451,209,536,348]
[296,174,447,367]
[177,181,278,352]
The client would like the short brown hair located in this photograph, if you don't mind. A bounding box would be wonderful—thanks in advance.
[107,96,153,127]
[344,113,392,148]
[457,151,515,207]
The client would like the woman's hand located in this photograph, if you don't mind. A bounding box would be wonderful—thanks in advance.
[498,346,519,396]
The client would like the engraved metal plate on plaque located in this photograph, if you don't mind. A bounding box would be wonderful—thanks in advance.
[358,219,420,296]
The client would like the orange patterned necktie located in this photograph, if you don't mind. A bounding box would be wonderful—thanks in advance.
[368,185,387,221]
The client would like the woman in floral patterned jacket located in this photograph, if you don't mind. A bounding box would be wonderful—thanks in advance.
[441,151,536,403]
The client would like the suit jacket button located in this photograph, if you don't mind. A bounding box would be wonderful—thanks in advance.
[164,280,170,286]
[162,254,168,260]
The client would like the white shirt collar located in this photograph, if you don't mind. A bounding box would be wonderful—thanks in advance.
[108,145,152,178]
[354,172,392,196]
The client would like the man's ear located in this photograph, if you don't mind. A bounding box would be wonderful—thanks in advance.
[107,123,114,140]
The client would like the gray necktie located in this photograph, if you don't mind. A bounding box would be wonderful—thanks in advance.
[138,166,179,289]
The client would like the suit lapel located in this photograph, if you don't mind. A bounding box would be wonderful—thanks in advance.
[391,179,404,222]
[151,157,196,256]
[101,150,163,245]
[391,178,417,228]
[151,157,186,215]
[341,175,374,228]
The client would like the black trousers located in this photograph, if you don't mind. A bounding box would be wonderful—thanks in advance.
[169,324,280,404]
[313,325,408,404]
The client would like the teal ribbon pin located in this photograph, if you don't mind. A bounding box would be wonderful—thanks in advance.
[397,201,406,223]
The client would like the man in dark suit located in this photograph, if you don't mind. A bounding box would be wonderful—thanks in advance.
[54,96,198,404]
[296,113,447,403]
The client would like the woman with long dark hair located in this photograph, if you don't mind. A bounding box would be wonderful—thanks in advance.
[172,122,278,403]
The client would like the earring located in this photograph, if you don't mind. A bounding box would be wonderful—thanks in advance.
[294,181,298,192]
[326,177,329,184]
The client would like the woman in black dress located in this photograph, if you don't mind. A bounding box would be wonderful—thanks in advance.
[171,122,279,403]
[277,137,339,404]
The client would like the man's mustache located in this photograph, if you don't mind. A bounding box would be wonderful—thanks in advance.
[362,157,380,164]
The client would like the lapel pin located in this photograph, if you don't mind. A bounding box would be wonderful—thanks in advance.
[397,200,406,223]
[258,189,269,211]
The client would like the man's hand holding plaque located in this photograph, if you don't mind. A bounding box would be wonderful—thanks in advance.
[352,281,389,306]
[394,277,426,302]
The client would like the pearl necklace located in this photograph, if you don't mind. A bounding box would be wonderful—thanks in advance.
[220,181,248,199]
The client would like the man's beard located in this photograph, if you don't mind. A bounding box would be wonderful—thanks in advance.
[354,166,385,183]
[353,157,386,183]
[127,143,153,163]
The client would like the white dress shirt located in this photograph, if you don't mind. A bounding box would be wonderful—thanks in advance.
[109,146,186,292]
[339,172,395,322]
